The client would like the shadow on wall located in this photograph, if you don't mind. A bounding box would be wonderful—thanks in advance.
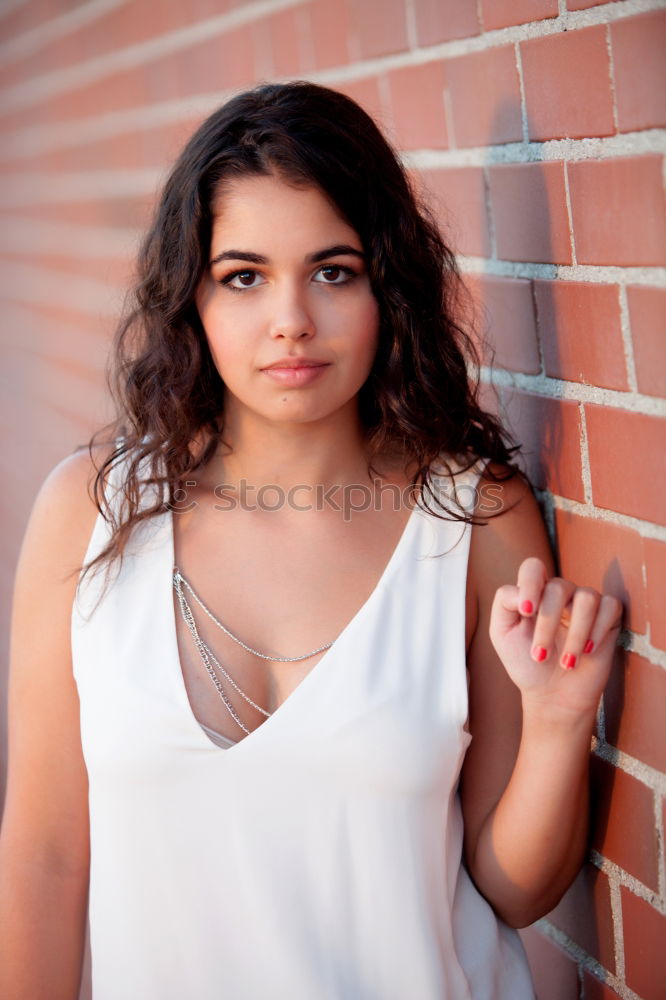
[474,99,618,999]
[401,87,627,997]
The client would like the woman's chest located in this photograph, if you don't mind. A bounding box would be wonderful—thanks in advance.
[75,488,476,776]
[172,500,422,736]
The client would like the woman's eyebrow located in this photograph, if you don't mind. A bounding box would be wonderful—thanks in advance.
[209,244,366,267]
[309,244,365,264]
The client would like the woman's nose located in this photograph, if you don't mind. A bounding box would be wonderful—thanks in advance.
[268,282,315,340]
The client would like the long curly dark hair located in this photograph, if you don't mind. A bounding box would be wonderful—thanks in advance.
[88,79,520,574]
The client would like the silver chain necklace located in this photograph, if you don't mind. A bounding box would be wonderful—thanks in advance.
[174,577,267,734]
[172,566,335,662]
[172,567,336,736]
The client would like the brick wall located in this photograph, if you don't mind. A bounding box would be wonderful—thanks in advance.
[0,2,664,998]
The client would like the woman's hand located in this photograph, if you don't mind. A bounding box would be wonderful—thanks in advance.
[489,556,623,720]
[462,482,619,925]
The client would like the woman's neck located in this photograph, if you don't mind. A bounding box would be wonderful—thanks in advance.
[205,403,384,493]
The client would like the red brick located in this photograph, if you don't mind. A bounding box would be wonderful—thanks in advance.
[621,887,666,997]
[643,538,666,650]
[585,406,666,525]
[250,18,274,80]
[4,118,201,174]
[4,196,154,231]
[567,0,611,8]
[351,0,408,59]
[267,6,314,77]
[590,758,659,890]
[417,167,490,257]
[0,24,257,128]
[626,286,666,399]
[386,62,448,151]
[464,274,540,374]
[184,25,258,94]
[605,651,666,772]
[582,972,623,999]
[568,156,666,267]
[330,78,386,134]
[611,11,666,132]
[413,0,480,44]
[66,64,147,121]
[445,46,522,148]
[553,509,646,635]
[481,0,557,30]
[10,302,114,351]
[0,250,131,289]
[519,926,580,1000]
[310,0,352,69]
[0,8,122,84]
[489,162,572,264]
[522,26,614,141]
[534,281,627,391]
[503,391,584,500]
[0,1,230,88]
[0,1,50,43]
[548,863,615,972]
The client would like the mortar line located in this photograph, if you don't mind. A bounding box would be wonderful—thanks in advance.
[590,850,666,913]
[617,284,640,393]
[0,0,664,117]
[1,106,664,165]
[592,739,666,796]
[578,403,593,505]
[609,878,626,984]
[0,0,128,66]
[655,790,666,900]
[404,0,418,51]
[549,493,666,542]
[605,22,621,137]
[478,364,666,415]
[514,41,529,145]
[563,161,577,267]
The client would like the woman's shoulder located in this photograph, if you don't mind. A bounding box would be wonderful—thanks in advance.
[467,460,554,602]
[425,452,522,515]
[23,443,117,576]
[37,442,116,513]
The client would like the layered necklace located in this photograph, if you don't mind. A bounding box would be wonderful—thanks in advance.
[173,567,335,736]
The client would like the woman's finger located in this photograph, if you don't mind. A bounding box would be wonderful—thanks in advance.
[582,593,624,656]
[530,577,577,663]
[490,583,522,635]
[557,587,601,670]
[516,557,548,617]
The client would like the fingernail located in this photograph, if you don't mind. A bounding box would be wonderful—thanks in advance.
[583,640,594,654]
[532,645,547,662]
[561,653,577,670]
[520,600,533,615]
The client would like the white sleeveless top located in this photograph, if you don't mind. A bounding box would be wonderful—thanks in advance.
[72,456,534,999]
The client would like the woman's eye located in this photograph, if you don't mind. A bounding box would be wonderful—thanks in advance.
[220,270,264,290]
[219,266,355,290]
[315,265,355,284]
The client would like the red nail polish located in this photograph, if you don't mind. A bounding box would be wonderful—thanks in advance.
[532,645,547,662]
[562,653,576,670]
[520,600,533,615]
[583,640,594,654]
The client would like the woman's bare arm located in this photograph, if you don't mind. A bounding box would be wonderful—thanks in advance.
[0,450,102,999]
[461,470,621,928]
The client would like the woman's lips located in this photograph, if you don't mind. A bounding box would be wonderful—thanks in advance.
[261,363,329,386]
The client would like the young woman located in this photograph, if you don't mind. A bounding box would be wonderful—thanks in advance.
[1,81,622,999]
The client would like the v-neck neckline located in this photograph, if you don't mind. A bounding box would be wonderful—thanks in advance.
[165,499,422,757]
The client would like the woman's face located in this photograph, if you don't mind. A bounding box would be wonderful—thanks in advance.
[195,172,380,431]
